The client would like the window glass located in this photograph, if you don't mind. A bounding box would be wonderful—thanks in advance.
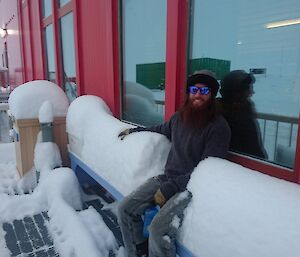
[60,12,77,102]
[42,0,52,18]
[189,0,300,169]
[121,0,167,126]
[44,24,56,83]
[59,0,71,8]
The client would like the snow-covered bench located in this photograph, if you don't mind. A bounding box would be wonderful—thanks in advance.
[66,95,194,256]
[67,96,300,257]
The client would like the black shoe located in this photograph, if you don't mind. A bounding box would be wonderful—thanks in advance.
[136,240,148,257]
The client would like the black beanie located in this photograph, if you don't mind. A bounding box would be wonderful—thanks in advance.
[186,72,220,97]
[220,70,255,98]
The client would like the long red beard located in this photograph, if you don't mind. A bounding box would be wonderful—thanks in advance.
[179,98,214,129]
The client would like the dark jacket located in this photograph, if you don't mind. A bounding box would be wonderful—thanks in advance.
[217,98,268,159]
[131,112,231,200]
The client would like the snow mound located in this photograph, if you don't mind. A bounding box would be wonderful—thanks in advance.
[179,158,300,257]
[39,100,54,123]
[34,142,62,172]
[66,95,171,195]
[8,80,69,119]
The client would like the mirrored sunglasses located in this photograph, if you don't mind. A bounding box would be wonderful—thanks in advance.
[189,86,210,95]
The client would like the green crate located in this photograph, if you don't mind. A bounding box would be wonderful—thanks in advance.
[136,62,165,90]
[136,57,231,90]
[188,58,231,80]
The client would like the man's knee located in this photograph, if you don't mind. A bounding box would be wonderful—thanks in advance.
[118,197,132,220]
[148,213,168,238]
[149,216,175,255]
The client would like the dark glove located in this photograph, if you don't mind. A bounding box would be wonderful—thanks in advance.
[154,189,166,207]
[118,128,131,140]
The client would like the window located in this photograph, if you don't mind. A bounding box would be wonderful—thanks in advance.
[44,24,56,83]
[189,0,300,170]
[42,0,52,18]
[40,0,77,102]
[59,0,70,8]
[121,0,167,126]
[59,12,77,102]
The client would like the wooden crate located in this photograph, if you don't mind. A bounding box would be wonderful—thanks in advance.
[14,117,68,176]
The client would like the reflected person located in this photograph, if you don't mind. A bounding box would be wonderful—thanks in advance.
[217,70,267,159]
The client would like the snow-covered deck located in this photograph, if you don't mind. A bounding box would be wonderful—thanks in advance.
[1,86,300,257]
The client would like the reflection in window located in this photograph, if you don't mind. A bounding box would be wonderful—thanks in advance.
[189,0,300,169]
[42,0,52,18]
[59,0,71,8]
[121,0,167,126]
[44,24,56,83]
[60,12,77,102]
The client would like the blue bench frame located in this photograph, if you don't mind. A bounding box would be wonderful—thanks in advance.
[69,151,196,257]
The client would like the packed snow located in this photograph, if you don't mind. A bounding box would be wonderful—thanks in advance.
[0,137,124,257]
[66,95,170,195]
[0,141,125,257]
[8,80,69,119]
[38,100,54,123]
[180,158,300,257]
[34,133,62,173]
[67,95,300,257]
[0,90,125,257]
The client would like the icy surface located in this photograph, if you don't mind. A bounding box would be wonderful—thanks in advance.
[8,80,69,119]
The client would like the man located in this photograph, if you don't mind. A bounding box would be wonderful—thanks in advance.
[217,70,267,159]
[118,70,231,257]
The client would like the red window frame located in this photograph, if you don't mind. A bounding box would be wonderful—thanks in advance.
[165,0,300,184]
[40,0,74,88]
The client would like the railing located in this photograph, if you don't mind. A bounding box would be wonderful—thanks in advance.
[257,112,298,163]
[153,100,298,168]
[0,91,10,103]
[155,100,165,114]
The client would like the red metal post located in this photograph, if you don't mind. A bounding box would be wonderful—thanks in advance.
[27,0,35,80]
[164,0,189,121]
[51,0,62,86]
[295,114,300,184]
[37,0,46,80]
[72,0,83,95]
[17,0,26,83]
[110,0,121,118]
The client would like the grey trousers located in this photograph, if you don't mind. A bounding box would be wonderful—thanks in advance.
[117,177,192,257]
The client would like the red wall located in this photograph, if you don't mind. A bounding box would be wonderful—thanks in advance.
[74,0,120,116]
[19,0,44,82]
[20,1,33,81]
[0,0,23,88]
[28,1,44,80]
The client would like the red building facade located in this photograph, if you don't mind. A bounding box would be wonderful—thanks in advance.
[0,0,300,184]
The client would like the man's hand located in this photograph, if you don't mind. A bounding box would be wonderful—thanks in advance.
[154,189,166,207]
[118,128,131,140]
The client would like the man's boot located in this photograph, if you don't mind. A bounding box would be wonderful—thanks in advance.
[136,240,148,257]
